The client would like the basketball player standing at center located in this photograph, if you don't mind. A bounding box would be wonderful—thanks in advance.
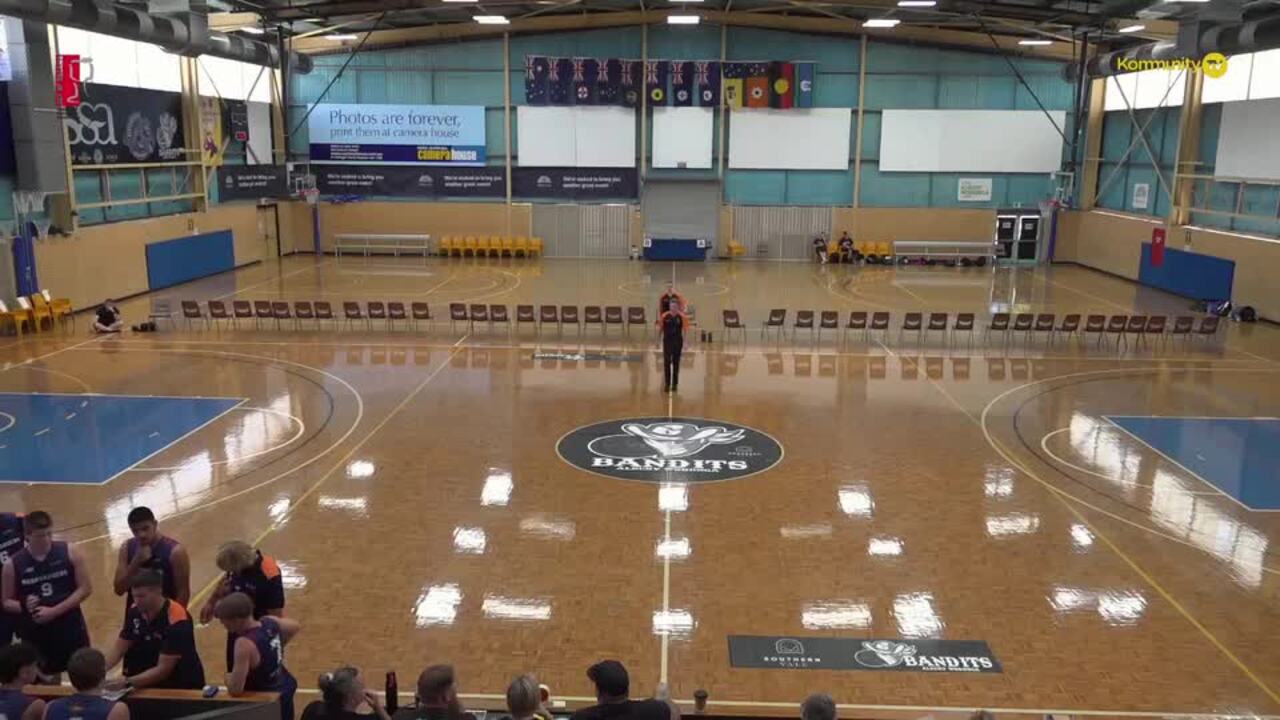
[658,303,689,394]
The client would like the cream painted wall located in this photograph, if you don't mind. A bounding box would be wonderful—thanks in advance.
[834,208,997,242]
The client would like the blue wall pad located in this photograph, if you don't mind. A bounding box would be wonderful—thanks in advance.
[1107,416,1280,510]
[1138,244,1234,301]
[0,393,243,484]
[145,229,236,290]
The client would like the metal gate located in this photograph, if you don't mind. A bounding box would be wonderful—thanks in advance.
[730,206,832,260]
[532,204,632,258]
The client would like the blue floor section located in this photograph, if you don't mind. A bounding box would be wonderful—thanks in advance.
[0,393,243,485]
[1106,416,1280,510]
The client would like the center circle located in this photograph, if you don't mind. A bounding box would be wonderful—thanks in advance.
[557,416,784,483]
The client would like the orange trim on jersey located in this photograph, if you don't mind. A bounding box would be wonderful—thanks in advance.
[167,600,190,624]
[259,555,281,580]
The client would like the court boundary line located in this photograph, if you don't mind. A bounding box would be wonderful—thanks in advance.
[1102,416,1280,512]
[210,258,331,300]
[0,335,105,370]
[137,406,306,471]
[1036,427,1218,494]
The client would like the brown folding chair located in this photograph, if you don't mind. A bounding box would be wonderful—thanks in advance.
[626,306,647,337]
[899,312,923,345]
[294,301,316,329]
[388,302,408,330]
[180,300,206,329]
[469,303,490,333]
[793,310,815,342]
[561,305,581,334]
[411,302,432,329]
[253,300,273,329]
[367,301,389,329]
[845,311,868,341]
[1195,315,1220,343]
[344,301,368,330]
[1103,315,1127,347]
[817,311,839,343]
[1124,315,1147,346]
[985,312,1010,344]
[449,303,468,333]
[516,305,536,333]
[490,305,510,333]
[1032,313,1055,344]
[1144,315,1167,348]
[1052,314,1080,346]
[1011,313,1033,342]
[604,306,624,335]
[314,301,335,326]
[539,305,559,335]
[1082,314,1106,346]
[926,312,948,344]
[271,301,292,329]
[869,311,890,342]
[583,306,603,333]
[761,308,786,341]
[722,310,746,342]
[953,313,975,346]
[208,300,230,330]
[1170,315,1194,343]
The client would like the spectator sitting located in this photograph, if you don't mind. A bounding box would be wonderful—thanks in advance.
[838,232,854,263]
[93,299,123,334]
[570,660,680,720]
[391,665,473,720]
[801,694,835,720]
[812,235,828,264]
[301,666,391,720]
[500,674,553,720]
[0,642,45,720]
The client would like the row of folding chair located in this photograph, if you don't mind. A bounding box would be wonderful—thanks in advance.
[438,236,544,258]
[447,303,653,336]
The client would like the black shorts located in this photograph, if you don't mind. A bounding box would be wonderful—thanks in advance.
[20,611,90,675]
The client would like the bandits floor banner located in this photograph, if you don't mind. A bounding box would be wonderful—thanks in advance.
[526,57,815,109]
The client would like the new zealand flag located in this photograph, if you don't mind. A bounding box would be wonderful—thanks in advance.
[549,57,573,105]
[645,60,670,106]
[695,61,720,107]
[599,59,621,105]
[620,60,641,107]
[671,61,694,107]
[525,56,550,105]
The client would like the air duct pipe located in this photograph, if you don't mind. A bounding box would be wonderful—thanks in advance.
[1088,14,1280,76]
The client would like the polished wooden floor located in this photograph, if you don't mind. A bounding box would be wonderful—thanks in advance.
[3,255,1280,720]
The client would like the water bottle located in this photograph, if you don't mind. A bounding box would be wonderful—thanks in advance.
[385,671,398,713]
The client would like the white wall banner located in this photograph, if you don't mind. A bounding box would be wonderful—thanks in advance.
[958,178,993,202]
[308,103,487,166]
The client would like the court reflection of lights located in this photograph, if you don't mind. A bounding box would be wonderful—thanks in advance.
[347,460,376,479]
[659,483,688,512]
[838,485,874,517]
[1050,586,1147,626]
[780,523,832,539]
[481,470,513,506]
[652,609,695,635]
[104,452,214,541]
[983,466,1015,498]
[275,560,307,590]
[519,516,576,540]
[1070,523,1095,549]
[317,496,369,515]
[452,526,487,554]
[267,496,292,525]
[802,601,871,630]
[893,592,943,638]
[655,537,691,560]
[413,584,462,626]
[482,595,551,621]
[868,537,904,556]
[985,512,1040,537]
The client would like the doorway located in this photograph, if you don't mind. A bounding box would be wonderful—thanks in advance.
[257,203,282,258]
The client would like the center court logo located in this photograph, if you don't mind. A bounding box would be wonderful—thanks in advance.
[557,416,784,483]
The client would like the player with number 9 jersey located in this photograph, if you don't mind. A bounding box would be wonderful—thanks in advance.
[1,512,91,678]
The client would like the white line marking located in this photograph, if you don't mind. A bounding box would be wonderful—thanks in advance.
[32,427,49,437]
[1038,427,1217,493]
[210,259,330,300]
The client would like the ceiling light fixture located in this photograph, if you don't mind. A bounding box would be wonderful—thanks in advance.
[442,0,478,3]
[327,33,359,40]
[474,15,510,23]
[667,14,700,23]
[1117,23,1145,33]
[896,0,936,6]
[240,26,265,34]
[864,18,901,28]
[1018,39,1053,45]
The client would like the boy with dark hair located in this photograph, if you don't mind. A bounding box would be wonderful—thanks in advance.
[43,649,129,720]
[112,506,190,609]
[103,571,204,690]
[0,511,92,682]
[570,661,678,720]
[0,642,45,720]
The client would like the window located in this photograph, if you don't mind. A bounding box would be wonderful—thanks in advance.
[197,55,273,102]
[54,27,181,91]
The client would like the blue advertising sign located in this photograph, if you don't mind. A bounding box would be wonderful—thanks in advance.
[308,103,486,166]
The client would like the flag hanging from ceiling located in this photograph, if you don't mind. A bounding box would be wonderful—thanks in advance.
[549,58,573,105]
[770,61,794,109]
[745,63,770,108]
[722,62,746,110]
[695,61,719,107]
[598,58,621,105]
[646,60,670,106]
[671,61,694,107]
[621,60,641,107]
[525,56,549,105]
[573,58,600,104]
[794,62,815,108]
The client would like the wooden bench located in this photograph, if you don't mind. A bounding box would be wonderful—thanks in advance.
[334,233,432,258]
[892,240,996,264]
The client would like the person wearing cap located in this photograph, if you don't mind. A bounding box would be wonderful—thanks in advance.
[569,661,679,720]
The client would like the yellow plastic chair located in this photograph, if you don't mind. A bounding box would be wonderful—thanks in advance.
[42,289,72,317]
[476,236,491,257]
[487,236,502,258]
[32,293,70,332]
[464,236,479,257]
[875,241,892,259]
[514,236,529,258]
[530,237,544,257]
[16,296,49,332]
[439,236,454,256]
[0,300,28,337]
[500,237,514,257]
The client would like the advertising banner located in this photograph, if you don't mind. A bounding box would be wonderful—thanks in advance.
[512,167,638,199]
[64,83,185,165]
[315,165,505,198]
[218,165,289,202]
[308,104,486,166]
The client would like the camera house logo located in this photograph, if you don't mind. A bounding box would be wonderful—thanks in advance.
[1113,52,1229,79]
[557,417,783,483]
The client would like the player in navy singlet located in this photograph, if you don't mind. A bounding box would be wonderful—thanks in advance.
[42,649,129,720]
[112,507,190,611]
[0,513,24,645]
[0,512,91,680]
[200,541,286,672]
[217,592,301,720]
[0,643,45,720]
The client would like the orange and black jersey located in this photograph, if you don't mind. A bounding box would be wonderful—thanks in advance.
[227,551,285,617]
[121,599,205,689]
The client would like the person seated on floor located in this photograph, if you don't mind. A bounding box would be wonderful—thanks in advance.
[801,694,836,720]
[570,660,680,720]
[93,299,123,334]
[391,665,474,720]
[301,666,390,720]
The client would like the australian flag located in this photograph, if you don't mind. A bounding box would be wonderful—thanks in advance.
[599,59,621,105]
[525,56,549,105]
[573,58,600,105]
[549,57,573,105]
[671,61,694,107]
[620,60,641,107]
[695,61,720,107]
